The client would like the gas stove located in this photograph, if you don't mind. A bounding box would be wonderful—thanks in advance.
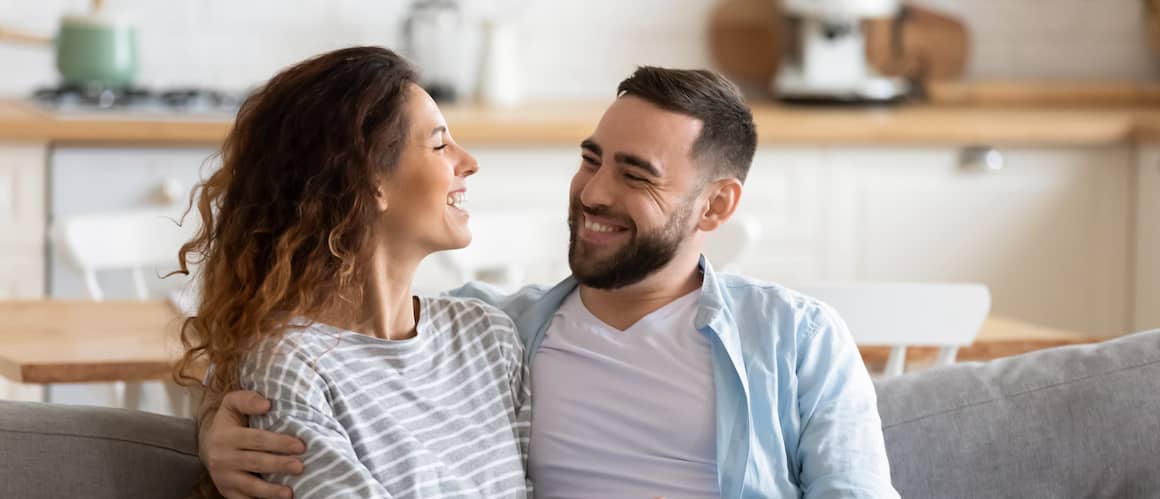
[31,85,244,118]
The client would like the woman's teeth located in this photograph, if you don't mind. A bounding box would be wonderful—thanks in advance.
[446,192,466,210]
[584,218,619,233]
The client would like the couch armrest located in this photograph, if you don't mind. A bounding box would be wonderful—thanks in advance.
[876,329,1160,499]
[0,400,202,499]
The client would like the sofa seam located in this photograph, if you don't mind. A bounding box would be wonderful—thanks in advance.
[0,427,198,458]
[882,357,1160,430]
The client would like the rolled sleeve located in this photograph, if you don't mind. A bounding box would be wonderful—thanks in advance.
[795,305,899,499]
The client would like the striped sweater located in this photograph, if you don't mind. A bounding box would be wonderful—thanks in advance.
[241,296,532,498]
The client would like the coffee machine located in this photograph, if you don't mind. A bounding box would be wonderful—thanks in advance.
[773,0,910,103]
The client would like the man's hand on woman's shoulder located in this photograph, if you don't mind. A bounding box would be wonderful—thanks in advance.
[199,390,306,499]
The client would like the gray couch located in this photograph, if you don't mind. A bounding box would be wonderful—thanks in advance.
[3,330,1158,499]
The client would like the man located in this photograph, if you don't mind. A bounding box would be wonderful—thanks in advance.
[199,66,899,498]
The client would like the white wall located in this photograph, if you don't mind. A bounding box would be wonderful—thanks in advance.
[0,0,1156,98]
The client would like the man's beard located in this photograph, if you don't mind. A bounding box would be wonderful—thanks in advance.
[567,195,695,290]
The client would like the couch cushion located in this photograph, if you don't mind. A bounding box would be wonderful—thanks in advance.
[0,400,202,499]
[876,329,1160,499]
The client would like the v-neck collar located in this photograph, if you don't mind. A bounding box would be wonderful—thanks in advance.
[569,288,701,333]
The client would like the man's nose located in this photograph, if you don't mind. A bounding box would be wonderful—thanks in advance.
[578,165,616,208]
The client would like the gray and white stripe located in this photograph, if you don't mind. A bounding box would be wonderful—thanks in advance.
[242,296,532,499]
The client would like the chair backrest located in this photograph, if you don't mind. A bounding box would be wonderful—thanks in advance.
[702,214,761,273]
[795,282,991,376]
[434,212,571,290]
[51,209,199,301]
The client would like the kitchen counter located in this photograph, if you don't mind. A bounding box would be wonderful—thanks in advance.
[3,83,1160,146]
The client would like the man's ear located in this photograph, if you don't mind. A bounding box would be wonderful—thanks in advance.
[697,178,742,232]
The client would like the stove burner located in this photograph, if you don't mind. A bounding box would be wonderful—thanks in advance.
[159,89,242,110]
[31,85,243,114]
[33,85,154,109]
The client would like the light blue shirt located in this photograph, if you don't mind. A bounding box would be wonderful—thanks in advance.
[450,256,899,499]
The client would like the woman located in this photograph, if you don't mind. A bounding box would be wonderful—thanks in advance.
[175,46,530,498]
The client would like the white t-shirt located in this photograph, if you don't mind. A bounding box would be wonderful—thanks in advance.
[528,289,719,498]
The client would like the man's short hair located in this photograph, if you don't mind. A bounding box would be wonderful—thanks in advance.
[616,66,757,183]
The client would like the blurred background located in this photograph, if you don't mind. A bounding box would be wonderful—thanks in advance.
[1,0,1158,98]
[0,0,1158,414]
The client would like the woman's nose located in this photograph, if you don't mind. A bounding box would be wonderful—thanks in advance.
[457,146,479,177]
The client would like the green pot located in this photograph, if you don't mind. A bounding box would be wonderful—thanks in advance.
[55,15,138,89]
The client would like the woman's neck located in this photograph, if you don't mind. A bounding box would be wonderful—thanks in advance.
[325,244,422,340]
[364,246,421,340]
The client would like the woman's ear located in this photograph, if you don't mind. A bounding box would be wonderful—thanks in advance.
[374,179,390,213]
[697,178,742,232]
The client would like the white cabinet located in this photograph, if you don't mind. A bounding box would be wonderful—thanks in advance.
[825,146,1135,336]
[1135,146,1160,331]
[0,141,47,298]
[0,142,47,401]
[729,148,830,283]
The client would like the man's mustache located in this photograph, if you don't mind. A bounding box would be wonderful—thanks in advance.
[569,198,635,231]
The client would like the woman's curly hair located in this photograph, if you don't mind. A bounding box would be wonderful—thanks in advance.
[172,46,418,406]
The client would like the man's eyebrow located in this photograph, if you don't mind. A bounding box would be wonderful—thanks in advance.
[580,139,602,156]
[614,152,661,177]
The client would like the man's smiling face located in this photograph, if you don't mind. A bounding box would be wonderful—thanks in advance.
[567,95,707,290]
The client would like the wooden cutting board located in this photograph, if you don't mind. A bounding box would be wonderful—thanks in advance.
[706,0,784,92]
[1147,0,1160,57]
[708,0,969,91]
[865,5,970,81]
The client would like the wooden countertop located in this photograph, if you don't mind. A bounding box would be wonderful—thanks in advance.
[2,83,1160,146]
[0,299,1102,384]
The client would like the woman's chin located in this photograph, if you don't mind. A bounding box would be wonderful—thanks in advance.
[447,230,472,251]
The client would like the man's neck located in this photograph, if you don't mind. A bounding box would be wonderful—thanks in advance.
[578,251,703,331]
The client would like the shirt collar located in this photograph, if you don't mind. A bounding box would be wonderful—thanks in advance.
[692,256,749,389]
[542,255,743,362]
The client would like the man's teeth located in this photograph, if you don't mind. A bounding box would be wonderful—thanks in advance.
[584,219,619,233]
[446,192,466,209]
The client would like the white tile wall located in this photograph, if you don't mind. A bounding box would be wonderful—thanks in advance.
[0,0,1157,98]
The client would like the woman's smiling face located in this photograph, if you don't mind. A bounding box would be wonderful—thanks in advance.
[377,84,479,256]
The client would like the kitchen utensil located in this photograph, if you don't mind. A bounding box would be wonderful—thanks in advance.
[0,3,138,90]
[403,0,467,102]
[774,0,911,103]
[477,19,523,107]
[707,0,967,100]
[470,0,531,107]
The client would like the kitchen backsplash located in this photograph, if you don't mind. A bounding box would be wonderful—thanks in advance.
[0,0,1156,99]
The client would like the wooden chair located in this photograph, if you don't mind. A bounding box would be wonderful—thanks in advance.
[795,282,991,377]
[703,214,762,273]
[50,208,197,415]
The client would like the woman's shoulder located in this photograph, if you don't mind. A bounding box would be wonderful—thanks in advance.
[424,295,515,326]
[423,295,520,343]
[238,325,342,407]
[242,324,343,375]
